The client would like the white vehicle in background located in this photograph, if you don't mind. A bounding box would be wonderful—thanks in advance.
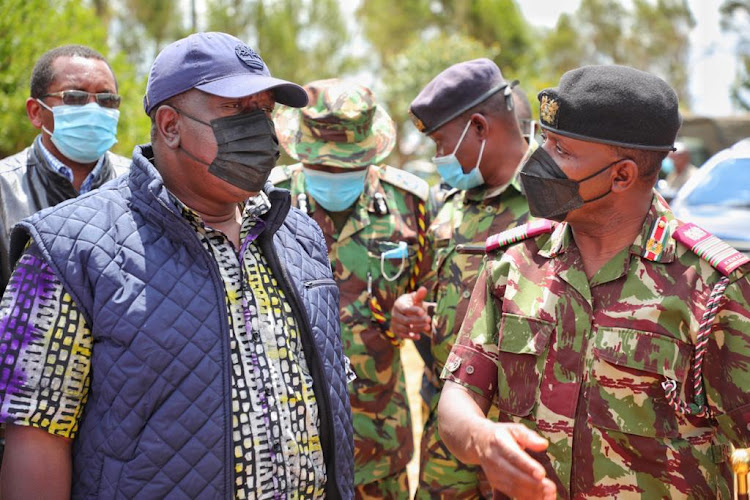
[670,138,750,256]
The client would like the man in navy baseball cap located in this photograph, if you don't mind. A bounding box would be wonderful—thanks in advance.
[0,31,353,499]
[144,31,307,114]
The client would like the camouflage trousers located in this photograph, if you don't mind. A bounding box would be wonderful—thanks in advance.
[355,468,410,499]
[415,395,495,499]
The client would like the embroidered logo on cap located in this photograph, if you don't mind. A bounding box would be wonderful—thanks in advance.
[235,44,264,70]
[540,94,560,127]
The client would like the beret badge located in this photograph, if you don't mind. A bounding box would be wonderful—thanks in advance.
[235,44,264,70]
[540,94,560,127]
[409,110,426,133]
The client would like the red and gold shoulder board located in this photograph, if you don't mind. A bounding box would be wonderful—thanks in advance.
[485,219,555,253]
[673,223,750,276]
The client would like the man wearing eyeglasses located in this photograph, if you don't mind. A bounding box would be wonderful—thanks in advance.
[0,44,129,294]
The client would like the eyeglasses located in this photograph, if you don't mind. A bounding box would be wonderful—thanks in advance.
[42,90,121,109]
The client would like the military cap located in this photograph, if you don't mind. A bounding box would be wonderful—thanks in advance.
[275,78,396,169]
[538,65,681,151]
[409,58,514,135]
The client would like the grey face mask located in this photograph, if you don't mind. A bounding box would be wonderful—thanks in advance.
[519,146,620,222]
[175,107,280,192]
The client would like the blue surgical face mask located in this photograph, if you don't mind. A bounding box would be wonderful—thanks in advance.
[661,156,675,175]
[433,119,486,190]
[303,167,368,212]
[38,100,119,163]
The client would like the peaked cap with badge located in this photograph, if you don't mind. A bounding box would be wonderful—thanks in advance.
[537,65,681,151]
[143,32,308,114]
[409,58,517,135]
[274,78,396,169]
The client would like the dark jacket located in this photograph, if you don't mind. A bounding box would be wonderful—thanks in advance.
[10,145,354,499]
[0,138,129,292]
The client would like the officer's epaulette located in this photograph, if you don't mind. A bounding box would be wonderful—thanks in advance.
[378,164,429,201]
[485,219,555,252]
[268,163,302,186]
[673,222,750,276]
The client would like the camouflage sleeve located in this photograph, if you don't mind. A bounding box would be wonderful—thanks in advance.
[705,274,750,446]
[440,256,507,401]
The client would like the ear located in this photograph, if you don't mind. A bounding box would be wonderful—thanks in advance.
[155,105,181,149]
[26,98,44,129]
[469,113,490,140]
[611,159,639,193]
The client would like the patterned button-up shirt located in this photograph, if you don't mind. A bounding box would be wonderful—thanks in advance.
[0,192,326,499]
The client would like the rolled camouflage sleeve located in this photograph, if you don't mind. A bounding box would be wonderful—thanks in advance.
[706,273,750,447]
[440,256,506,401]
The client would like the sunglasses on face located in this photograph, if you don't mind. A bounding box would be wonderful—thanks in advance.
[42,90,121,109]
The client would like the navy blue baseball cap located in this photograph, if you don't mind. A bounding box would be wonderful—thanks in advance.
[144,32,308,114]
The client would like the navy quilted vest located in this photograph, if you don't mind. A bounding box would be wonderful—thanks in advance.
[10,145,354,499]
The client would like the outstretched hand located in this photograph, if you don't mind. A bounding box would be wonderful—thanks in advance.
[391,286,432,340]
[475,420,556,500]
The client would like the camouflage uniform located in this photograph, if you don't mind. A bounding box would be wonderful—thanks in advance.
[271,162,431,498]
[415,145,533,499]
[443,194,750,498]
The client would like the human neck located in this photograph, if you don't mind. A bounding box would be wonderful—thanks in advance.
[483,136,527,188]
[169,185,243,248]
[198,203,243,248]
[42,136,97,191]
[570,195,651,279]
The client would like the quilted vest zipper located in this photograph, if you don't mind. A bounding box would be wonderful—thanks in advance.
[260,234,341,499]
[153,193,235,499]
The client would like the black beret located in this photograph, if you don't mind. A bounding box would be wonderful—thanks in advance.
[538,65,681,151]
[410,58,512,135]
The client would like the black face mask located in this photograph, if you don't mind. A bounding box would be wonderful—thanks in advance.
[175,107,280,192]
[519,147,621,222]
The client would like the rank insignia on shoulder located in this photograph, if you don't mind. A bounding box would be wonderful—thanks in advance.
[674,222,750,276]
[642,215,670,261]
[485,219,555,253]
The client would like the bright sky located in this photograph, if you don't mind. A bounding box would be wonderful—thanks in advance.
[517,0,741,117]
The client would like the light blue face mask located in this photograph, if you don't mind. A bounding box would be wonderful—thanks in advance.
[38,100,119,163]
[433,119,486,190]
[303,167,368,212]
[661,156,675,175]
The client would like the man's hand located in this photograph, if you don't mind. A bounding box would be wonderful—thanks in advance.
[473,420,556,500]
[391,286,433,340]
[438,381,556,500]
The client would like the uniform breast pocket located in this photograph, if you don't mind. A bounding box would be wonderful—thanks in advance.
[496,313,554,417]
[588,327,692,439]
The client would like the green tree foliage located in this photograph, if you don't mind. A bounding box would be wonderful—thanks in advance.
[720,0,750,110]
[539,0,694,105]
[0,0,149,158]
[358,0,533,78]
[205,0,361,85]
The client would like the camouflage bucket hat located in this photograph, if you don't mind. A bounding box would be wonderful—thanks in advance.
[275,78,396,168]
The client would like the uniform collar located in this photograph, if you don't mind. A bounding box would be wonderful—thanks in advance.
[538,191,677,264]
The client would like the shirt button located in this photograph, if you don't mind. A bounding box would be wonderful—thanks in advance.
[485,206,494,213]
[466,365,475,375]
[462,290,471,299]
